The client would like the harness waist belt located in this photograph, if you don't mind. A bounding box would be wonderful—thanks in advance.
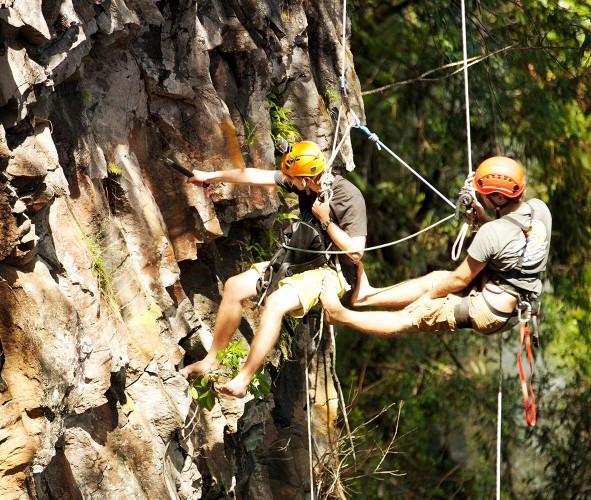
[454,292,519,331]
[482,293,517,319]
[453,296,472,329]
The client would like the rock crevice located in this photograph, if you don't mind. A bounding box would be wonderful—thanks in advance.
[0,0,363,497]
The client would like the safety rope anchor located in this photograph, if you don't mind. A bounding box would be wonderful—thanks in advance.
[350,111,382,150]
[339,75,348,98]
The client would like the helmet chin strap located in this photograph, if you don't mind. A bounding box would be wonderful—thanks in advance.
[300,178,310,195]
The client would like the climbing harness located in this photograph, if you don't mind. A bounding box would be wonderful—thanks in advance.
[491,262,542,429]
[491,206,541,428]
[256,220,330,306]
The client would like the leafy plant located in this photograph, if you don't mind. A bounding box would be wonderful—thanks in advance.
[277,328,293,361]
[187,375,217,410]
[187,340,271,410]
[239,187,300,265]
[241,120,255,158]
[268,91,301,144]
[107,161,122,176]
[78,224,114,303]
[241,227,278,263]
[324,87,341,105]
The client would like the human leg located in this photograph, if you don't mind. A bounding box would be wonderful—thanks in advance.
[321,282,415,335]
[216,284,302,397]
[351,268,451,309]
[180,269,260,379]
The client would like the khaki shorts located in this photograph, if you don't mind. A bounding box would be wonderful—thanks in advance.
[252,262,348,319]
[405,271,516,334]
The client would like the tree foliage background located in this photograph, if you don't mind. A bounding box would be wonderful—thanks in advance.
[334,0,591,497]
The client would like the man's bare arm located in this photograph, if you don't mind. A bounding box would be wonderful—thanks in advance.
[188,168,277,187]
[429,255,486,299]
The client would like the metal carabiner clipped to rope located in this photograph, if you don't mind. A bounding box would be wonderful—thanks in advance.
[518,300,532,324]
[318,188,333,203]
[451,184,478,261]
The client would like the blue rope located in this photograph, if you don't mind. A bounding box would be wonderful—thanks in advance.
[351,111,455,209]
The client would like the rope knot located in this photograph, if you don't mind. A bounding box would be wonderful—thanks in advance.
[368,133,382,150]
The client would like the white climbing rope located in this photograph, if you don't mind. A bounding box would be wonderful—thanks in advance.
[496,332,503,500]
[283,213,455,255]
[304,332,316,500]
[451,0,477,262]
[350,110,456,210]
[459,1,503,494]
[451,221,470,261]
[326,120,355,173]
[461,0,473,174]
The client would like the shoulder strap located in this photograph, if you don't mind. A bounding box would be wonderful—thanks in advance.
[502,201,534,233]
[502,202,535,272]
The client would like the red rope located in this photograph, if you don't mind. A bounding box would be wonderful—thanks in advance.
[516,321,536,426]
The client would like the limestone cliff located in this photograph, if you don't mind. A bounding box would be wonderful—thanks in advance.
[0,0,364,498]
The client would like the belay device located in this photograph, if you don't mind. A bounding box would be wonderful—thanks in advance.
[256,221,329,305]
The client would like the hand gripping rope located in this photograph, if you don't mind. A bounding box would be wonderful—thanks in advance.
[451,180,479,261]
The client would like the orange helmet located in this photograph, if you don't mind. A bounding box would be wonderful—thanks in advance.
[473,156,526,198]
[280,141,325,177]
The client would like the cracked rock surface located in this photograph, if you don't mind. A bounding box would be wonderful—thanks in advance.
[0,0,363,497]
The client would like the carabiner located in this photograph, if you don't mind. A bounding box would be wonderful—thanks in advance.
[518,300,532,324]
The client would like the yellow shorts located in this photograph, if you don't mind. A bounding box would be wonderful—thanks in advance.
[252,262,348,318]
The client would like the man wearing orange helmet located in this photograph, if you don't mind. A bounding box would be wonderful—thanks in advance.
[180,140,367,397]
[320,156,552,337]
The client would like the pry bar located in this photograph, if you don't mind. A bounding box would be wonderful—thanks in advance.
[162,157,194,178]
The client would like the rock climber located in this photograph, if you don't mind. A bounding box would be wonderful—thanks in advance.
[320,156,552,336]
[180,140,367,397]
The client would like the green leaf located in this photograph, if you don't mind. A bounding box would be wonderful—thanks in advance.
[187,383,199,400]
[198,389,217,411]
[248,367,272,399]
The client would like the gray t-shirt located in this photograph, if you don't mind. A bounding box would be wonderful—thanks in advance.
[467,198,552,293]
[274,171,367,237]
[274,171,367,286]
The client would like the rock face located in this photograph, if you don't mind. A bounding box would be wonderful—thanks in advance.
[0,0,363,498]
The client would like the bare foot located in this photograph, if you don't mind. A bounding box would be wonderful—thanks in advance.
[320,281,347,325]
[215,374,250,399]
[179,358,219,379]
